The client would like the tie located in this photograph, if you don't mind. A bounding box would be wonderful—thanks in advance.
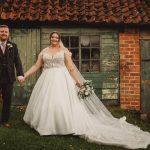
[1,42,6,54]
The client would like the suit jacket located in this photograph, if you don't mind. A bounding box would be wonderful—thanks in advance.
[0,40,24,83]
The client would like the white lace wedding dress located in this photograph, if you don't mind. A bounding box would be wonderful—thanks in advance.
[23,48,150,149]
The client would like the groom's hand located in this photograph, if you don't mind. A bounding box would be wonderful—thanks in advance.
[17,76,25,83]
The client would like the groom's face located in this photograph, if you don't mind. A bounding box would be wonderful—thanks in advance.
[0,27,9,41]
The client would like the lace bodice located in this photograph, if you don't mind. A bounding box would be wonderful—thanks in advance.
[40,51,65,69]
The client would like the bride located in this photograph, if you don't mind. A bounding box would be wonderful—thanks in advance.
[23,31,150,149]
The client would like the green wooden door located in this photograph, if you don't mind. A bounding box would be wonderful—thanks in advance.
[141,40,150,117]
[10,29,40,105]
[41,28,119,105]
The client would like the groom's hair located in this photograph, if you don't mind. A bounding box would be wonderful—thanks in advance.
[0,25,9,28]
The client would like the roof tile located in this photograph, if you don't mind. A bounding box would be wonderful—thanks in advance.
[0,0,149,24]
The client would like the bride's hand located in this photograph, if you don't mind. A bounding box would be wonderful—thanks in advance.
[76,82,81,88]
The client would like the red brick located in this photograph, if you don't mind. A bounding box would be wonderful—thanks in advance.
[130,73,140,76]
[119,29,140,110]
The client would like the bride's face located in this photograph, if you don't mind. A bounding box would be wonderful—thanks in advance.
[50,33,60,46]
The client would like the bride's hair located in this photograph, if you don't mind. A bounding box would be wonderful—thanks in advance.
[49,31,61,43]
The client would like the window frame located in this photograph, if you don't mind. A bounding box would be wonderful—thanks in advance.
[61,33,102,72]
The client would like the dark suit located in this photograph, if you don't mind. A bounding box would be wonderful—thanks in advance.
[0,40,23,123]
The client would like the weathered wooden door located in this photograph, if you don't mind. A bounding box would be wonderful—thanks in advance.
[41,28,119,105]
[140,37,150,117]
[10,29,40,105]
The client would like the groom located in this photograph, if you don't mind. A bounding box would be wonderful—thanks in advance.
[0,25,24,128]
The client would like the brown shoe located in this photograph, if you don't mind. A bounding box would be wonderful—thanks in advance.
[3,122,11,128]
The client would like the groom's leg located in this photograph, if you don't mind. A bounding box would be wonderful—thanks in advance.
[1,81,13,123]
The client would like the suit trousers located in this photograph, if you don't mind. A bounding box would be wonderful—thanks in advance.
[0,74,13,123]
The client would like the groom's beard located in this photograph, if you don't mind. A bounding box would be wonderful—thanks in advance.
[0,35,9,41]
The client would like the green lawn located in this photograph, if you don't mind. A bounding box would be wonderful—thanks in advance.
[0,105,150,150]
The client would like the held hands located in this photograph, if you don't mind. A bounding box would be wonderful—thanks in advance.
[17,76,25,83]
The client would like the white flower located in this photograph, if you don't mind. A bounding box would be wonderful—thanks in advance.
[7,43,13,49]
[87,87,91,90]
[85,92,89,95]
[86,85,89,88]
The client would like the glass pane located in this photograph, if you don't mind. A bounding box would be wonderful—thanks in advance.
[81,61,90,72]
[91,60,100,72]
[91,36,100,47]
[61,36,69,47]
[91,48,100,59]
[70,48,79,60]
[81,48,90,59]
[81,36,90,47]
[70,36,79,47]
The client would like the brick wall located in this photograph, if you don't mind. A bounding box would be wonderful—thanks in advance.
[119,29,140,111]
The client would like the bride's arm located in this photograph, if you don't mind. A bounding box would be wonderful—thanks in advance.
[64,49,81,87]
[24,53,43,79]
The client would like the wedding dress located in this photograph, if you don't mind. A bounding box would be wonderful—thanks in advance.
[23,47,150,149]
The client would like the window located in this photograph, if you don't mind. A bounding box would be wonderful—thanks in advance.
[61,35,101,72]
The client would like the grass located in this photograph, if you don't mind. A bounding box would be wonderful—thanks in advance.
[0,105,150,150]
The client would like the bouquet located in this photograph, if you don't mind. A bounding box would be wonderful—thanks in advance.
[78,80,94,100]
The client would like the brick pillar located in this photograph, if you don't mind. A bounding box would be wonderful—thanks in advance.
[119,29,140,111]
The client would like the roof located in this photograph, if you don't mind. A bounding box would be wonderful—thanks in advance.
[0,0,150,24]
